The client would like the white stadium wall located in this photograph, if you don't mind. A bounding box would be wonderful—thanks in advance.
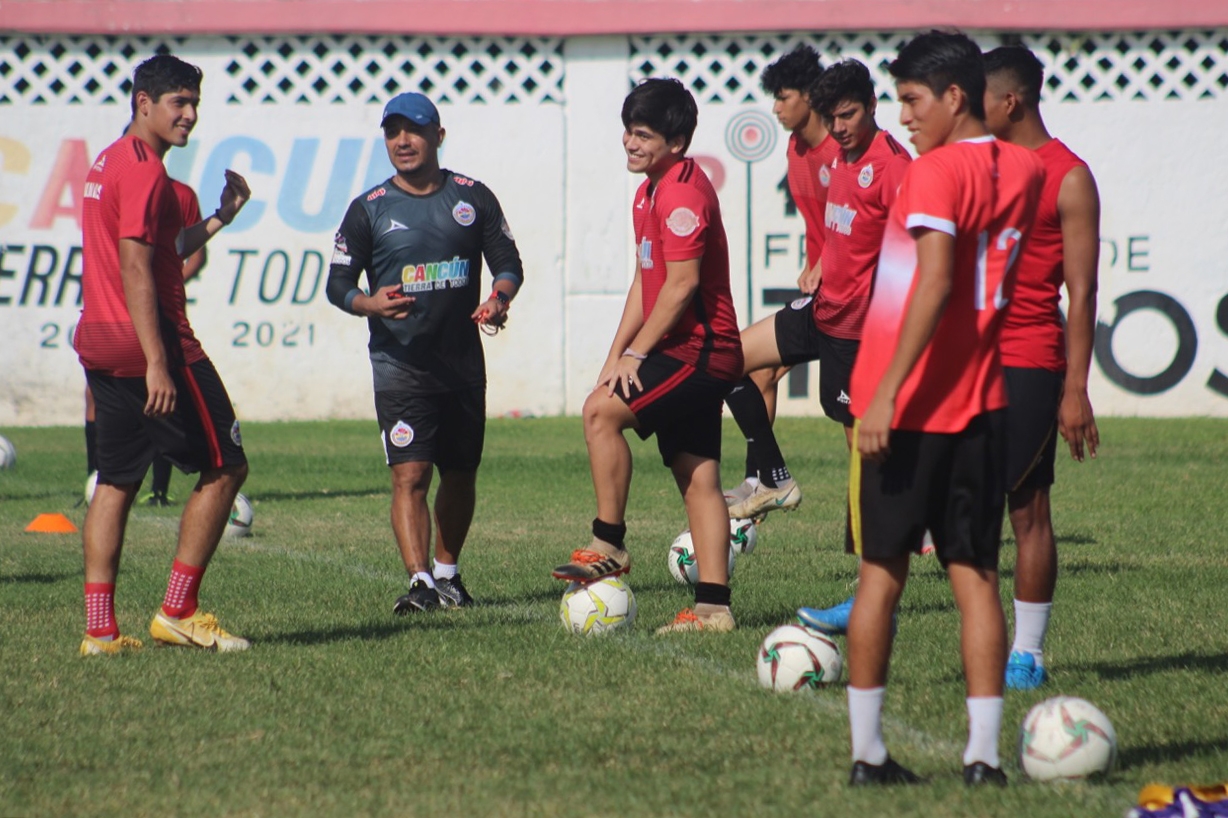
[1,14,1227,424]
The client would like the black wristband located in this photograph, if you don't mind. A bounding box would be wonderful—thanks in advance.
[212,209,232,226]
[493,290,511,306]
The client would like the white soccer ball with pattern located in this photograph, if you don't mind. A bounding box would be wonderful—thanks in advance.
[729,517,758,555]
[757,624,843,691]
[224,492,254,537]
[84,470,99,505]
[1019,696,1117,781]
[559,577,636,636]
[667,528,736,585]
[0,434,16,469]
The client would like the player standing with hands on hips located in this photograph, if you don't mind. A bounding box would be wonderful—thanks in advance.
[76,54,252,655]
[327,92,524,614]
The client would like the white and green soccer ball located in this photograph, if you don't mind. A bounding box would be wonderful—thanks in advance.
[667,524,741,585]
[0,434,16,469]
[1019,696,1117,781]
[559,577,636,636]
[224,492,253,537]
[757,623,843,691]
[729,517,758,555]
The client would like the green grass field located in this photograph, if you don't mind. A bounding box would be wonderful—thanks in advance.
[2,417,1226,817]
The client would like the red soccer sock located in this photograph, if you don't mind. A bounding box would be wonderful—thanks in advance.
[84,582,118,639]
[161,559,206,619]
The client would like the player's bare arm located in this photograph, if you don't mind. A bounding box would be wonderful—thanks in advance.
[178,169,251,258]
[859,228,954,461]
[597,266,647,394]
[797,258,823,294]
[118,237,176,418]
[606,257,700,396]
[182,246,206,282]
[1056,164,1101,462]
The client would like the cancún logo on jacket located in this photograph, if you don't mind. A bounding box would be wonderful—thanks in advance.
[400,256,471,293]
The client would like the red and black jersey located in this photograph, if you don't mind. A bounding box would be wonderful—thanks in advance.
[787,132,840,271]
[851,137,1045,433]
[814,130,911,339]
[75,135,204,377]
[633,158,743,381]
[1000,139,1088,372]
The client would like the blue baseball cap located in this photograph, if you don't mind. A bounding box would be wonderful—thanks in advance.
[381,92,440,127]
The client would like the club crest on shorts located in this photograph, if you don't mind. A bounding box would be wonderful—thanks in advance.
[819,165,831,187]
[230,420,243,447]
[859,163,874,188]
[452,201,476,226]
[791,295,814,310]
[666,207,700,237]
[389,420,414,448]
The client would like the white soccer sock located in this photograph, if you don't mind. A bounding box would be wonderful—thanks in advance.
[1011,599,1052,659]
[963,696,1003,767]
[433,561,458,580]
[847,686,889,764]
[412,571,437,589]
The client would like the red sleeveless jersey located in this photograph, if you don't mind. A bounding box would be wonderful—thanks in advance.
[999,139,1088,371]
[634,158,743,381]
[813,129,912,339]
[75,135,204,376]
[850,137,1045,433]
[787,132,840,270]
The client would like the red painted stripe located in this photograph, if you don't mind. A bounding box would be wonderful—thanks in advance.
[628,362,694,414]
[2,0,1225,35]
[181,367,223,468]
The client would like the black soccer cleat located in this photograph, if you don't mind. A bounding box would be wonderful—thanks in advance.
[963,762,1008,787]
[435,574,474,608]
[393,579,441,614]
[849,757,923,787]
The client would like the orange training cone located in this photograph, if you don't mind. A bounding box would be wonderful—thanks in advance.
[25,513,78,533]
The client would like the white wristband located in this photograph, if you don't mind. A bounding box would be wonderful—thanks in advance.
[622,347,647,360]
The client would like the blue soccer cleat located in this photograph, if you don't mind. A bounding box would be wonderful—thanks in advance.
[1005,650,1048,690]
[797,596,856,635]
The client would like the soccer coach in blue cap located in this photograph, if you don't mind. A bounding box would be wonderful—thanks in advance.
[326,91,526,615]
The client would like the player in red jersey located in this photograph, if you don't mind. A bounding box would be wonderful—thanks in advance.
[726,59,910,521]
[552,79,744,633]
[75,55,252,655]
[842,32,1044,787]
[723,45,836,512]
[983,45,1101,690]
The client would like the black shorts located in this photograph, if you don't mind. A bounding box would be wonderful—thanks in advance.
[1004,367,1063,492]
[773,298,858,425]
[375,387,485,472]
[86,358,246,485]
[847,409,1007,569]
[615,352,734,467]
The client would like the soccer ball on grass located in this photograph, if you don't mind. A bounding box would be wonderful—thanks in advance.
[560,577,636,636]
[667,518,754,584]
[1019,696,1117,781]
[757,624,843,691]
[0,434,16,469]
[224,492,254,537]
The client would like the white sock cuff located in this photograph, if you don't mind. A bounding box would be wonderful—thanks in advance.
[433,561,458,580]
[412,571,436,589]
[1013,599,1053,614]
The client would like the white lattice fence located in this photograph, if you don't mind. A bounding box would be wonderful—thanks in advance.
[0,34,565,104]
[629,29,1228,103]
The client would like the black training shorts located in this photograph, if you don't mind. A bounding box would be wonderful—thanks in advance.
[375,387,485,472]
[1004,366,1063,492]
[773,297,858,425]
[614,352,734,467]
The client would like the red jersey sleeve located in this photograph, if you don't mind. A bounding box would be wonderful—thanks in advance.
[118,159,171,245]
[900,156,958,237]
[172,180,203,227]
[654,184,710,261]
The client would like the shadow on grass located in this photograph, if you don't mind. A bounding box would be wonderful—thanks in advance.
[1069,650,1228,680]
[244,488,386,502]
[261,616,471,645]
[1117,736,1228,769]
[0,571,76,585]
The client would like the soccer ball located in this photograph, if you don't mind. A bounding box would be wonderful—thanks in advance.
[757,624,843,691]
[1019,696,1117,781]
[667,528,736,585]
[559,577,636,636]
[729,517,758,555]
[224,492,254,537]
[84,470,99,505]
[0,434,16,469]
